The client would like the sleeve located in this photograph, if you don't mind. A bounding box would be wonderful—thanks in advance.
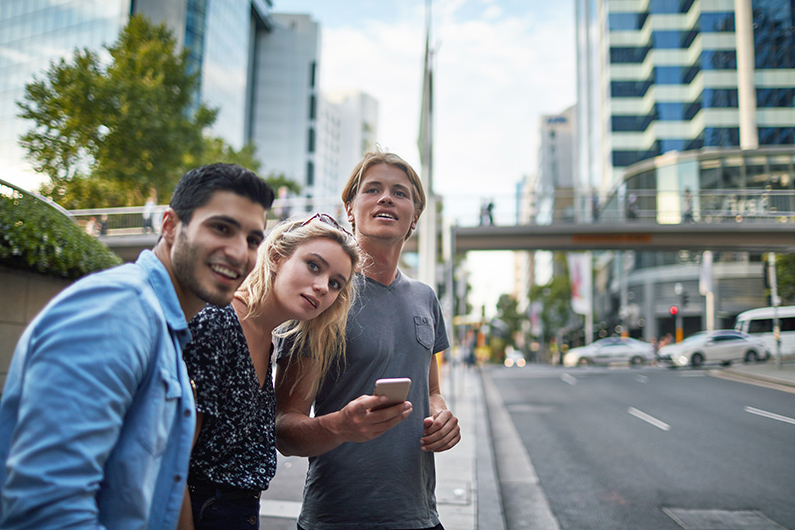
[1,283,153,529]
[432,290,450,354]
[183,305,233,418]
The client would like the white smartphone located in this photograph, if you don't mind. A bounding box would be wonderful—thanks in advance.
[371,377,411,410]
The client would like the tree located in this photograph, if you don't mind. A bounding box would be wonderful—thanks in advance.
[495,294,523,348]
[774,253,795,305]
[18,15,216,208]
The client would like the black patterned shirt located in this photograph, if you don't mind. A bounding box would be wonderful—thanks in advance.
[183,304,277,490]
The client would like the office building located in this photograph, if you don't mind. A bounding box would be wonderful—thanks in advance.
[575,0,795,340]
[0,0,274,191]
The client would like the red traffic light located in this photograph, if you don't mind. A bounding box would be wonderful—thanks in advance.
[669,305,679,316]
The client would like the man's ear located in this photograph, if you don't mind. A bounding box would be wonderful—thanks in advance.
[344,202,354,224]
[159,208,181,245]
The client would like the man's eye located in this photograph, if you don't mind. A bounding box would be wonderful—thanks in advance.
[214,223,229,233]
[248,237,262,248]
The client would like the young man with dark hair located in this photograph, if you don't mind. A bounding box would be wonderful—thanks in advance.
[0,163,273,529]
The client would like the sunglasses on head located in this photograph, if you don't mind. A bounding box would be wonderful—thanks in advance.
[300,212,354,238]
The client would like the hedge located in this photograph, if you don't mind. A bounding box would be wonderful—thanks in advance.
[0,193,122,279]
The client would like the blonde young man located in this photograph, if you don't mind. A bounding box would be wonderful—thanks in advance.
[275,149,461,530]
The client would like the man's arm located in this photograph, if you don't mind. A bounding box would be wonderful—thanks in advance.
[274,357,412,457]
[420,352,461,452]
[1,285,153,528]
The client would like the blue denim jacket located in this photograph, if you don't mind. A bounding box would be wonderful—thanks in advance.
[0,250,195,530]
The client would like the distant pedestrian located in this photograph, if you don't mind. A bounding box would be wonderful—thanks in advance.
[85,215,98,236]
[143,187,157,233]
[626,193,638,220]
[683,188,694,223]
[0,163,274,529]
[99,213,108,236]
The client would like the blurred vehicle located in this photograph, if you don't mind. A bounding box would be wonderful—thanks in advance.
[658,330,769,368]
[734,306,795,357]
[562,337,655,367]
[504,348,526,367]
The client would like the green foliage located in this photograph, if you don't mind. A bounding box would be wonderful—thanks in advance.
[495,294,523,347]
[529,256,572,343]
[775,253,795,305]
[0,193,121,279]
[18,14,216,209]
[264,173,302,195]
[189,138,262,173]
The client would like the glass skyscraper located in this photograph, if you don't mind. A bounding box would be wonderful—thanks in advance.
[0,0,272,191]
[575,0,795,341]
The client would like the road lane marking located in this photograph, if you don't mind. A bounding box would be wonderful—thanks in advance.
[635,375,648,383]
[628,407,670,431]
[561,373,577,385]
[744,406,795,426]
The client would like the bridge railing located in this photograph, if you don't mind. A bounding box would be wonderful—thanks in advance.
[61,188,795,238]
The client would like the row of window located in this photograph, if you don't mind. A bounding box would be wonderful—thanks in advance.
[608,12,734,32]
[611,89,793,131]
[611,47,737,69]
[612,127,795,167]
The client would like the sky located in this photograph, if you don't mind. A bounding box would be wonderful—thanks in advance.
[274,0,576,316]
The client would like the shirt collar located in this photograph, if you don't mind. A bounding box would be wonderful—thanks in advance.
[136,250,190,341]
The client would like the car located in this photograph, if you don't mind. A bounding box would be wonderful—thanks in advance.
[504,347,526,367]
[657,330,769,368]
[562,337,655,367]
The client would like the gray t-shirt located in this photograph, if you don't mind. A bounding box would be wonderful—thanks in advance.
[279,270,449,530]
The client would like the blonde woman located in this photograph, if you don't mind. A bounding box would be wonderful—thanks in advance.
[179,214,360,530]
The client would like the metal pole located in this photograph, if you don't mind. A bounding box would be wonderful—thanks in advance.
[768,253,782,369]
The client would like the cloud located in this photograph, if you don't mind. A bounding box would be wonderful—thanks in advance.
[319,1,575,223]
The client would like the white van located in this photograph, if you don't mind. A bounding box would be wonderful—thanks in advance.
[734,306,795,358]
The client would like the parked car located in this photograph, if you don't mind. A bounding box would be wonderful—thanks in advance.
[562,337,655,367]
[657,330,769,368]
[504,347,526,367]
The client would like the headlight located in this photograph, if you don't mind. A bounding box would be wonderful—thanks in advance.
[676,355,688,366]
[516,358,526,367]
[504,358,514,367]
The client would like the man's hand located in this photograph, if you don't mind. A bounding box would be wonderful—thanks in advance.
[420,409,460,452]
[329,394,413,443]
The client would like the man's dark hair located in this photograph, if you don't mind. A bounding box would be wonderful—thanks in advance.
[169,163,275,223]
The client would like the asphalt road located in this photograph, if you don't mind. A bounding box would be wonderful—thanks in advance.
[490,364,795,530]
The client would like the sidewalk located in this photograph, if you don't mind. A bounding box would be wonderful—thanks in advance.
[716,356,795,389]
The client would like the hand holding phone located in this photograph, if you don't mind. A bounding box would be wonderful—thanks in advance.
[371,378,411,411]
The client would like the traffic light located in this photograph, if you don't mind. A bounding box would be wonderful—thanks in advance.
[669,305,679,316]
[681,292,689,307]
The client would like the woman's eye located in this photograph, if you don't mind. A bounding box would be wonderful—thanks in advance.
[307,261,320,272]
[330,279,342,290]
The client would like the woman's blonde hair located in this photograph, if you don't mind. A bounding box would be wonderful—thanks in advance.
[235,215,361,397]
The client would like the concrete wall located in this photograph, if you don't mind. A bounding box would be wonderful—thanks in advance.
[0,268,72,389]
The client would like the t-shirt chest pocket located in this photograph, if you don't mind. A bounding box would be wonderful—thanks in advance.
[414,315,434,350]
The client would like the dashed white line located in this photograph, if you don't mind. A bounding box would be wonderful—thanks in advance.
[628,407,671,431]
[635,375,648,383]
[561,373,577,385]
[744,406,795,426]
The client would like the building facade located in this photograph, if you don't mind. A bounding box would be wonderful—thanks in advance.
[575,0,795,342]
[0,0,273,191]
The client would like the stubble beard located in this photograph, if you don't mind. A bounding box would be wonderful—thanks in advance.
[172,227,235,307]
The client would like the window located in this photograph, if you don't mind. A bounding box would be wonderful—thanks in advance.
[307,128,315,153]
[309,94,316,120]
[749,318,773,334]
[306,160,314,186]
